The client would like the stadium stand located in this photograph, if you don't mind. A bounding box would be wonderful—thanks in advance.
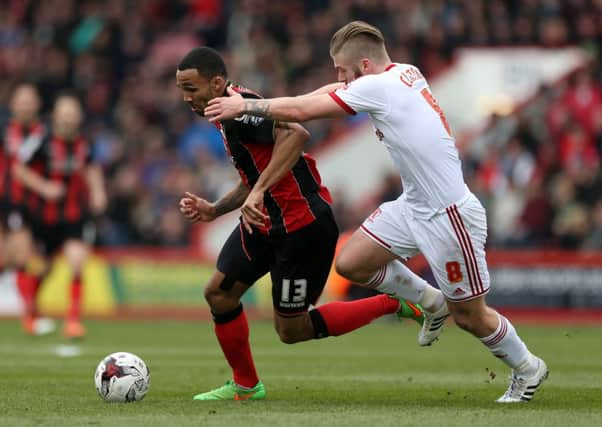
[0,0,599,249]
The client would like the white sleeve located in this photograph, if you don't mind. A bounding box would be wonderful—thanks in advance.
[329,75,389,115]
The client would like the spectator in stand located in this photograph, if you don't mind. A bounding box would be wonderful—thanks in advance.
[584,201,602,249]
[559,122,599,175]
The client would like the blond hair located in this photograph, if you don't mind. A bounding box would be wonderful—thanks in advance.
[329,21,387,62]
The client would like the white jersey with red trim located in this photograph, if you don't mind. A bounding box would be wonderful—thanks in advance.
[330,63,469,219]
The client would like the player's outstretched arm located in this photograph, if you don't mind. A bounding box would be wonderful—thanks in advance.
[205,87,347,123]
[179,180,250,223]
[240,122,310,233]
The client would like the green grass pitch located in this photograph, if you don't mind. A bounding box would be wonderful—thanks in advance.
[1,317,601,426]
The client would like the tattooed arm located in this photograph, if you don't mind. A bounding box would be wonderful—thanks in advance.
[205,87,348,123]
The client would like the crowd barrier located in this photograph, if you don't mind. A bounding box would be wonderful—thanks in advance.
[1,248,601,321]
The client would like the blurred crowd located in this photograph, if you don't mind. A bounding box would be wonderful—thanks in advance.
[466,64,602,249]
[0,0,600,248]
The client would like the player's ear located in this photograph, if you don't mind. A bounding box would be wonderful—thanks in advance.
[211,75,225,92]
[360,58,370,73]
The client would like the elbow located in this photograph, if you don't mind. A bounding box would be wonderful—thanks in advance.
[286,102,311,122]
[294,109,312,122]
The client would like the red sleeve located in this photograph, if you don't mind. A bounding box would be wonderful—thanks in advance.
[328,92,357,115]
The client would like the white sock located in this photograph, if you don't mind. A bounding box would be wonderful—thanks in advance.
[480,313,537,376]
[366,260,444,312]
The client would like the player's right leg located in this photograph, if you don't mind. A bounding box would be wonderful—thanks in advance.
[193,224,270,401]
[193,271,266,401]
[335,202,447,345]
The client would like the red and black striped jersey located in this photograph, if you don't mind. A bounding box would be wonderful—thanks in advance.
[0,119,45,207]
[216,84,332,236]
[18,131,92,225]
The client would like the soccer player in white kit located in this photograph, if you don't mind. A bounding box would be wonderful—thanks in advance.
[204,21,548,403]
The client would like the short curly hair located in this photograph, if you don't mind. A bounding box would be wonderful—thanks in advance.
[178,47,227,79]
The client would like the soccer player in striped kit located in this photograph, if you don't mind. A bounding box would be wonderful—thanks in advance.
[0,83,53,335]
[14,94,106,339]
[176,47,424,401]
[205,22,548,403]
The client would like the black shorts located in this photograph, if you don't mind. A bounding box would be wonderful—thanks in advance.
[32,220,95,256]
[0,201,32,233]
[217,211,339,315]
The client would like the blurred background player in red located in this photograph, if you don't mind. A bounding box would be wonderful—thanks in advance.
[14,94,107,339]
[0,83,54,335]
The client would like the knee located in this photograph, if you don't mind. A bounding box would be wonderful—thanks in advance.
[335,256,359,282]
[63,245,89,274]
[275,326,302,345]
[204,286,228,309]
[274,316,313,344]
[277,331,300,345]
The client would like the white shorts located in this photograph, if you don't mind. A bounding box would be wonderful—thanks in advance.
[360,193,490,301]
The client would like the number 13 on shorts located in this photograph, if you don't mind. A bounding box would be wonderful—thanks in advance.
[281,278,307,303]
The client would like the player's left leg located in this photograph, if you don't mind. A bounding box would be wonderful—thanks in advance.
[273,296,423,344]
[62,238,90,339]
[421,194,547,402]
[270,211,423,344]
[61,220,95,340]
[449,297,548,402]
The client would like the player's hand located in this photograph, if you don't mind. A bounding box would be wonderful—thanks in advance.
[43,181,66,201]
[240,189,268,234]
[179,192,217,222]
[204,87,245,122]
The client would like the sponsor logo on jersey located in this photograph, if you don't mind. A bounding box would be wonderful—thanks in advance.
[234,114,264,126]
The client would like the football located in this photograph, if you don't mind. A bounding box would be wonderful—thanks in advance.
[94,352,150,402]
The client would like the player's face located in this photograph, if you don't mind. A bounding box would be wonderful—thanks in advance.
[176,69,223,117]
[53,97,82,140]
[332,52,364,84]
[10,85,41,124]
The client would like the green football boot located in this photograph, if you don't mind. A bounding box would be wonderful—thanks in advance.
[396,298,425,326]
[193,380,266,401]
